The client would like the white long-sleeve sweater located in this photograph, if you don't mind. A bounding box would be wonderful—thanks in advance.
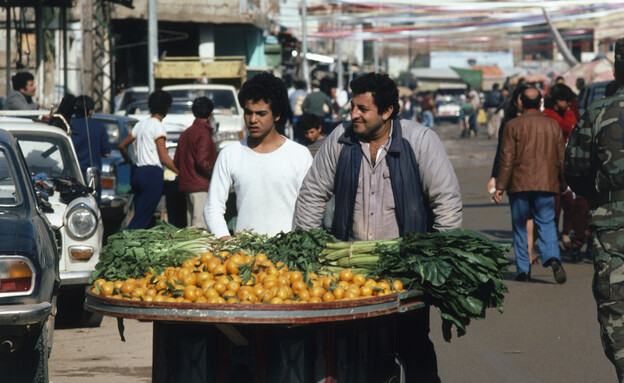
[204,138,313,238]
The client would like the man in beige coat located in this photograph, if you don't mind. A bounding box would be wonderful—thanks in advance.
[493,86,567,283]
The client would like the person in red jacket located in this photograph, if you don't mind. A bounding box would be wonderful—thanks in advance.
[542,83,581,140]
[173,97,218,228]
[543,83,588,263]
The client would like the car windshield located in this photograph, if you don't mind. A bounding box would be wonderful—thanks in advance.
[93,118,137,148]
[168,101,194,115]
[0,148,20,205]
[13,132,82,182]
[166,89,240,116]
[437,99,457,106]
[128,101,193,116]
[118,90,148,112]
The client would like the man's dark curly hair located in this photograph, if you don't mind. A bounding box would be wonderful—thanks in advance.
[11,72,34,91]
[349,72,400,120]
[238,72,289,128]
[192,96,214,119]
[148,90,172,116]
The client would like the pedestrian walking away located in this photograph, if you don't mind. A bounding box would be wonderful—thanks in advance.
[173,97,218,229]
[493,85,567,284]
[420,91,436,129]
[484,83,504,139]
[487,83,539,264]
[295,72,462,382]
[204,72,312,240]
[302,79,333,132]
[543,83,588,263]
[564,36,624,382]
[119,90,178,230]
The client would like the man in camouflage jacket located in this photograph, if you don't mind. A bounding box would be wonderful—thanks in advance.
[564,37,624,382]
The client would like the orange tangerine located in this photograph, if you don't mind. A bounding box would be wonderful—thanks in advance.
[339,269,354,282]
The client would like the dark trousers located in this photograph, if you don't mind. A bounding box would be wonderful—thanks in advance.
[127,165,163,230]
[396,306,441,383]
[555,192,589,249]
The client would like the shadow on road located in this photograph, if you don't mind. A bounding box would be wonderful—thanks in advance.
[479,229,512,243]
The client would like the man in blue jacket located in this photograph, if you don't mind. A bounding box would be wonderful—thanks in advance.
[295,72,462,382]
[71,95,111,207]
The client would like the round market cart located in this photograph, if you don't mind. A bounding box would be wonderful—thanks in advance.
[85,288,426,383]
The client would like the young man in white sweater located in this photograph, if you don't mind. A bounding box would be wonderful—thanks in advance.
[204,72,313,240]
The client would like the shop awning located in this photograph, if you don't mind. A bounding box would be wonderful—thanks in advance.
[451,67,483,90]
[0,0,132,7]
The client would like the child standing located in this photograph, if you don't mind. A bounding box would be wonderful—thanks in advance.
[301,113,326,157]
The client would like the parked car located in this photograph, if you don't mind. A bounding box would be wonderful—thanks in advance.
[0,128,59,382]
[114,86,148,116]
[87,114,138,224]
[162,84,246,150]
[577,80,610,116]
[0,117,104,327]
[435,96,461,123]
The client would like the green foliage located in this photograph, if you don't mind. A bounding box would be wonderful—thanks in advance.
[89,221,218,283]
[370,229,511,341]
[227,228,337,275]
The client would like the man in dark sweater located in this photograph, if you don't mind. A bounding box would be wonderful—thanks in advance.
[173,97,218,228]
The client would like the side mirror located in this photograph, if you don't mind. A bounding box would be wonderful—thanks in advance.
[85,167,100,196]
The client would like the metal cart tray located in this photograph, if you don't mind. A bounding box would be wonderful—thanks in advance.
[85,288,425,325]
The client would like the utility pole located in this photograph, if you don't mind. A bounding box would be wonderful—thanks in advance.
[81,0,93,96]
[5,9,10,98]
[336,0,343,91]
[301,0,310,90]
[148,0,158,93]
[373,21,379,73]
[93,0,113,113]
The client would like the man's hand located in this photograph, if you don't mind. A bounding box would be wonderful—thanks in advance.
[219,235,231,241]
[493,189,504,204]
[486,177,496,194]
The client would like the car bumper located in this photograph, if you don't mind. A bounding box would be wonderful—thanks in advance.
[59,270,92,286]
[0,302,52,326]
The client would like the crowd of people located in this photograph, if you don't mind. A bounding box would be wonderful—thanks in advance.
[7,36,624,380]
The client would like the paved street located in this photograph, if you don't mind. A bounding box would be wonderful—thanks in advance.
[49,120,616,382]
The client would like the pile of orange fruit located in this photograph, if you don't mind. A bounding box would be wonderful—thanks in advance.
[92,250,405,304]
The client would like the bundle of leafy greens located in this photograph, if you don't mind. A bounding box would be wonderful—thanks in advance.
[318,229,511,341]
[89,221,218,283]
[223,228,337,275]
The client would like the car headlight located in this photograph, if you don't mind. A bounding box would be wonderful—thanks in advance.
[65,203,98,240]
